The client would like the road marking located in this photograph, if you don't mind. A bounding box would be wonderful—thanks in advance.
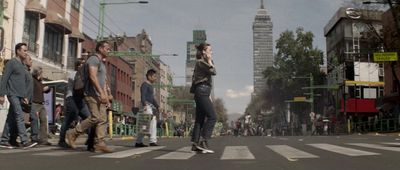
[92,146,165,158]
[154,147,196,160]
[381,142,400,146]
[33,150,82,156]
[220,146,255,160]
[348,143,400,152]
[308,143,380,156]
[266,145,318,161]
[0,146,58,154]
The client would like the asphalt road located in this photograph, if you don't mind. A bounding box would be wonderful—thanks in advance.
[1,135,400,170]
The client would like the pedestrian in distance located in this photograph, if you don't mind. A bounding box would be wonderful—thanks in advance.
[135,69,160,147]
[0,43,37,149]
[190,43,217,154]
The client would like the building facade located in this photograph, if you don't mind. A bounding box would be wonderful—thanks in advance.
[185,30,206,86]
[158,60,173,113]
[252,0,273,96]
[324,7,384,117]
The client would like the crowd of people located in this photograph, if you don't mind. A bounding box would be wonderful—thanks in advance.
[0,41,219,154]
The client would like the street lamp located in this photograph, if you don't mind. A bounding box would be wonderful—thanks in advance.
[98,0,149,40]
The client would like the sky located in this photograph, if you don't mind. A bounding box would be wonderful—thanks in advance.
[83,0,353,114]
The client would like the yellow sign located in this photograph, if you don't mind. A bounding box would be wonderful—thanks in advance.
[373,52,398,61]
[294,97,307,102]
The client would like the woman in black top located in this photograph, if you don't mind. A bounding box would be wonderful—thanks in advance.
[191,43,217,154]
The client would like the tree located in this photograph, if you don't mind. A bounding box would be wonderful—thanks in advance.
[246,27,326,124]
[169,86,196,121]
[213,98,228,127]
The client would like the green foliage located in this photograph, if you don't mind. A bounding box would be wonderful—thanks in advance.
[213,98,228,127]
[246,27,326,122]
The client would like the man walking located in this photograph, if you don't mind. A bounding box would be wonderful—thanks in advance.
[135,69,160,147]
[0,43,37,148]
[58,60,91,148]
[30,67,52,145]
[66,41,112,153]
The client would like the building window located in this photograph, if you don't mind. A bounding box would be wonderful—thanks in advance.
[71,0,81,11]
[23,13,38,52]
[43,25,64,65]
[67,39,77,70]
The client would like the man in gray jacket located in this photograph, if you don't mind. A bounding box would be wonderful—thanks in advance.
[0,43,37,149]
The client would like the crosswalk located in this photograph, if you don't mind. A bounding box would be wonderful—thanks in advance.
[1,142,400,161]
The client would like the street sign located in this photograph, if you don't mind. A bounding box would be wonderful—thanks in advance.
[293,96,306,102]
[373,52,398,61]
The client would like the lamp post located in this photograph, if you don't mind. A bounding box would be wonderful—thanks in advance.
[98,0,149,40]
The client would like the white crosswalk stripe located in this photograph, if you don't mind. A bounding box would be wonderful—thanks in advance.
[380,142,400,146]
[308,143,380,156]
[348,143,400,152]
[267,145,318,161]
[33,150,82,156]
[2,143,399,160]
[154,147,196,160]
[33,145,125,156]
[92,146,165,158]
[0,146,58,154]
[220,146,255,160]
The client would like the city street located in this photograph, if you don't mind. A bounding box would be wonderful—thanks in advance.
[1,135,400,170]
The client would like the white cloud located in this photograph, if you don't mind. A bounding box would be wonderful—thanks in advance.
[225,85,254,99]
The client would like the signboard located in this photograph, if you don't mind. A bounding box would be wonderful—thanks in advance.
[44,88,54,124]
[293,96,307,102]
[373,52,398,62]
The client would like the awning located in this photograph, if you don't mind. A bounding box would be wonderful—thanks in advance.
[70,27,85,42]
[25,0,47,19]
[45,10,72,34]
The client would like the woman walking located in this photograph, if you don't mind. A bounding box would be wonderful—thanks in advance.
[190,43,217,154]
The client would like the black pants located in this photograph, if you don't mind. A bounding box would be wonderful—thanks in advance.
[191,84,216,143]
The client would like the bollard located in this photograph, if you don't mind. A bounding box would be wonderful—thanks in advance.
[165,122,169,137]
[108,110,113,139]
[347,119,351,134]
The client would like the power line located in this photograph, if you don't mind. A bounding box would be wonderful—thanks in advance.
[53,0,116,37]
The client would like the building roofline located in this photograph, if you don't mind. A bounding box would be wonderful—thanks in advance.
[324,7,383,36]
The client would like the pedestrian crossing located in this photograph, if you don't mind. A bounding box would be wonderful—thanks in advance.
[1,142,399,161]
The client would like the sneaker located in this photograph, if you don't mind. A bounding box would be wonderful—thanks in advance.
[94,144,113,153]
[0,142,15,149]
[134,143,148,147]
[22,142,38,149]
[198,141,214,154]
[191,144,202,152]
[149,143,159,146]
[65,130,77,149]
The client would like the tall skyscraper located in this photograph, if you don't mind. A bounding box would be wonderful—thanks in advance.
[186,30,207,86]
[253,0,273,96]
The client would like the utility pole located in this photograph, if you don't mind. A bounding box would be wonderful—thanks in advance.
[310,73,314,113]
[97,0,148,41]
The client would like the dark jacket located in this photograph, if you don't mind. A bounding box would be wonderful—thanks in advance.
[192,59,216,87]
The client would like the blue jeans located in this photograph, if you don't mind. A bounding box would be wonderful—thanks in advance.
[191,84,216,143]
[59,96,91,143]
[0,96,29,144]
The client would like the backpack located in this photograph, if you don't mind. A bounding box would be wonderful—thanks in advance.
[73,65,85,96]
